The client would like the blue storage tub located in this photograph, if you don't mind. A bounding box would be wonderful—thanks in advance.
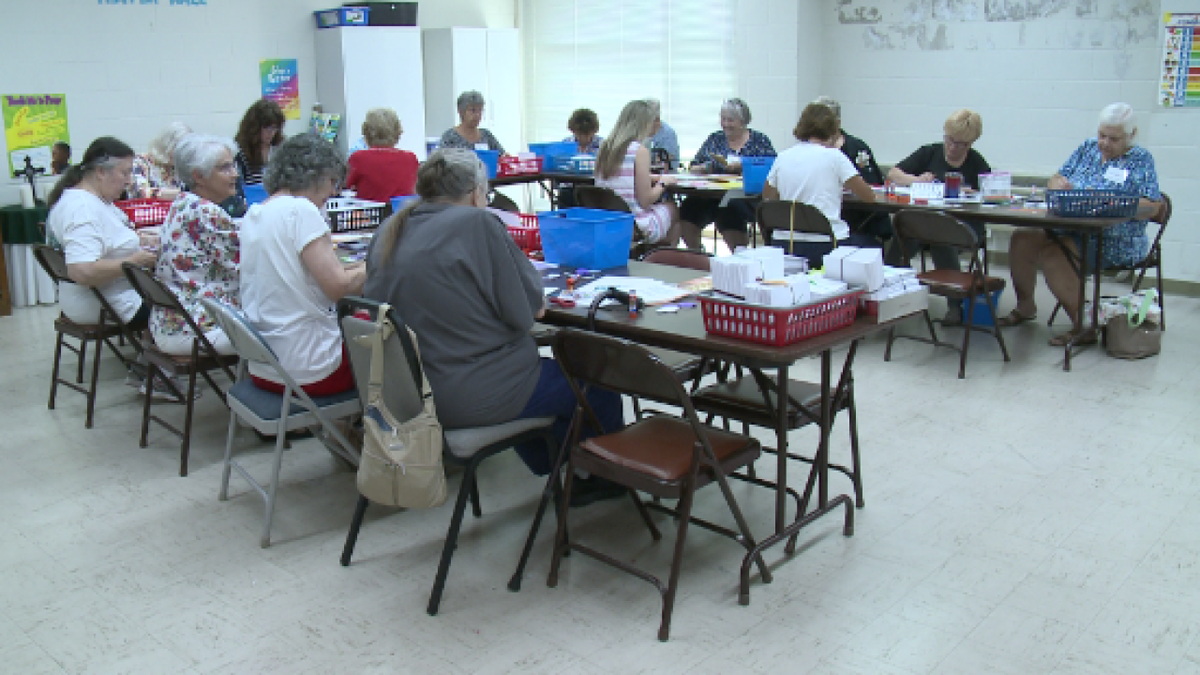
[961,289,1003,327]
[389,195,419,213]
[537,208,635,269]
[741,156,775,195]
[243,184,268,206]
[475,150,499,179]
[528,141,575,159]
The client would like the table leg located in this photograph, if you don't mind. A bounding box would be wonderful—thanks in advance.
[774,363,789,534]
[818,350,832,508]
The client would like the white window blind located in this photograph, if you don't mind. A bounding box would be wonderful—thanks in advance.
[520,0,738,162]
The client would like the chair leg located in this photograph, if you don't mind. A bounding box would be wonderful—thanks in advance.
[341,495,370,566]
[658,479,696,642]
[509,432,567,592]
[469,477,482,518]
[219,411,239,501]
[260,429,289,548]
[923,309,939,343]
[179,370,199,477]
[628,490,662,540]
[1157,268,1165,331]
[49,331,65,410]
[984,289,1011,363]
[547,463,576,589]
[958,305,973,379]
[140,365,156,449]
[847,387,864,508]
[884,326,895,361]
[1047,302,1061,327]
[76,337,87,384]
[85,333,104,429]
[427,458,482,616]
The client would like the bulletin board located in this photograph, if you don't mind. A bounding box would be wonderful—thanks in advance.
[1160,12,1200,107]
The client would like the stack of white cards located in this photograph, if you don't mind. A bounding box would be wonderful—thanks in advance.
[712,247,786,298]
[744,274,811,307]
[862,265,924,301]
[824,246,884,292]
[809,275,849,299]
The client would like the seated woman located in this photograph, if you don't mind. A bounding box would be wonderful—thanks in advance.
[1001,103,1161,347]
[762,103,879,268]
[345,107,419,203]
[152,134,241,356]
[557,108,603,208]
[363,149,624,501]
[241,133,366,396]
[130,122,191,199]
[593,100,682,247]
[46,136,158,328]
[234,98,286,188]
[681,98,776,250]
[812,95,891,244]
[438,90,505,154]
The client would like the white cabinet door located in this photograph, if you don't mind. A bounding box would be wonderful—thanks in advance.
[341,27,427,159]
[486,28,521,153]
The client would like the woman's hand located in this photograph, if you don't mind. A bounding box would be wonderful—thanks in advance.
[913,172,936,183]
[127,249,158,268]
[1047,174,1073,190]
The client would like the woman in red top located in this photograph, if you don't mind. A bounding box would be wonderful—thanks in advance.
[345,107,418,202]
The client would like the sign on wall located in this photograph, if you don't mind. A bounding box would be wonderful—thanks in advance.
[3,94,69,177]
[1160,13,1200,107]
[260,59,300,120]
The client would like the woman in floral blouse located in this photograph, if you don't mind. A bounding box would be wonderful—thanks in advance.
[680,98,776,250]
[151,133,242,356]
[1001,103,1162,347]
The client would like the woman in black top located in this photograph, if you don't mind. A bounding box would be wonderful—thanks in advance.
[680,98,776,250]
[234,99,286,188]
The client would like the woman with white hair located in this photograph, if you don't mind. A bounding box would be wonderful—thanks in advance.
[131,121,192,198]
[1000,102,1161,347]
[681,97,776,249]
[364,149,624,500]
[438,90,506,154]
[152,133,242,356]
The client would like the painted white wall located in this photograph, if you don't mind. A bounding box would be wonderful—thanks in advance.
[818,0,1200,283]
[0,0,512,204]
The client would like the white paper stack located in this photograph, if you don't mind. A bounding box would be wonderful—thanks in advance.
[842,248,884,292]
[862,265,924,301]
[822,246,858,279]
[744,274,811,307]
[809,275,849,299]
[712,248,786,298]
[783,254,808,276]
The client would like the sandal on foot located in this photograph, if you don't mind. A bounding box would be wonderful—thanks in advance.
[997,309,1037,327]
[1048,328,1097,347]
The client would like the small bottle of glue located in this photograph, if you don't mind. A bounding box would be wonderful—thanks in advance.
[628,291,640,318]
[564,276,576,299]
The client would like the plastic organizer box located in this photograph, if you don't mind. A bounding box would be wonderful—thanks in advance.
[698,289,862,346]
[325,197,386,232]
[1046,189,1138,218]
[498,155,542,177]
[507,214,541,252]
[537,208,634,269]
[115,198,173,228]
[314,7,369,28]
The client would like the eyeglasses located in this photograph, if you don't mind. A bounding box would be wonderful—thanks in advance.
[943,135,972,149]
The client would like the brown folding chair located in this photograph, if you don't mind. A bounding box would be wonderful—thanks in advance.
[755,200,836,258]
[487,190,520,214]
[544,328,777,641]
[122,263,239,476]
[1047,192,1172,331]
[32,244,137,428]
[885,209,1010,379]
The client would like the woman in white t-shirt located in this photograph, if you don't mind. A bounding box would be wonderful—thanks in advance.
[46,136,159,326]
[241,133,366,397]
[763,103,881,268]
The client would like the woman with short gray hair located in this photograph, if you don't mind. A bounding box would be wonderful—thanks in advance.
[364,149,624,487]
[151,133,243,356]
[438,90,506,153]
[241,133,365,396]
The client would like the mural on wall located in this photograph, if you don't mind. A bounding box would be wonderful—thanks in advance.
[836,0,1158,77]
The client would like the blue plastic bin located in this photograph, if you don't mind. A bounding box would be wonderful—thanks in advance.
[537,208,635,269]
[389,195,419,213]
[243,184,268,206]
[528,141,574,159]
[961,289,1003,326]
[475,150,499,179]
[741,156,775,195]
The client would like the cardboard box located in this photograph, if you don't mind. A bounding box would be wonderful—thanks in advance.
[860,287,929,323]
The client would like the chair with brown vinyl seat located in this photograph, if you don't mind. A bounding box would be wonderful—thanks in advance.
[122,263,238,476]
[33,244,139,428]
[543,328,772,642]
[884,209,1010,379]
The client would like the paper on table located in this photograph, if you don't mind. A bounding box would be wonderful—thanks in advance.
[574,276,690,305]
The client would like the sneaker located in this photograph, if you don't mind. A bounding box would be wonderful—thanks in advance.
[568,476,627,508]
[139,377,201,403]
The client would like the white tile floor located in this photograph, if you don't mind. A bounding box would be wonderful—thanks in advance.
[1,276,1197,674]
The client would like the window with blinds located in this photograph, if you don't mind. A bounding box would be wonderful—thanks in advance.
[520,0,738,163]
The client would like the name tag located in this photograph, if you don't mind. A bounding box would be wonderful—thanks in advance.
[726,154,739,164]
[474,143,490,151]
[1104,166,1129,184]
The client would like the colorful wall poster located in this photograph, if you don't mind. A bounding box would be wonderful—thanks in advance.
[260,59,300,120]
[1160,13,1200,108]
[3,94,69,177]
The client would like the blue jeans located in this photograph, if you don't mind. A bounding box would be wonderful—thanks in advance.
[512,358,624,475]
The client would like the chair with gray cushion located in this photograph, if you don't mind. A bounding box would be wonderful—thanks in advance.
[335,297,557,616]
[200,298,361,548]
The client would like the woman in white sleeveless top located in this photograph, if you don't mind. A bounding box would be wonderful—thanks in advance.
[594,100,685,246]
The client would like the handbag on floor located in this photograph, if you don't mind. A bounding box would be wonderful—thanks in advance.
[1105,290,1161,360]
[354,306,448,509]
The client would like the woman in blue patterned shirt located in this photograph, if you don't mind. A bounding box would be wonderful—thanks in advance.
[679,98,776,250]
[1001,103,1162,347]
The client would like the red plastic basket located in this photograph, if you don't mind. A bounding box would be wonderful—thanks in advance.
[698,290,862,346]
[115,198,173,228]
[498,155,542,177]
[507,213,542,251]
